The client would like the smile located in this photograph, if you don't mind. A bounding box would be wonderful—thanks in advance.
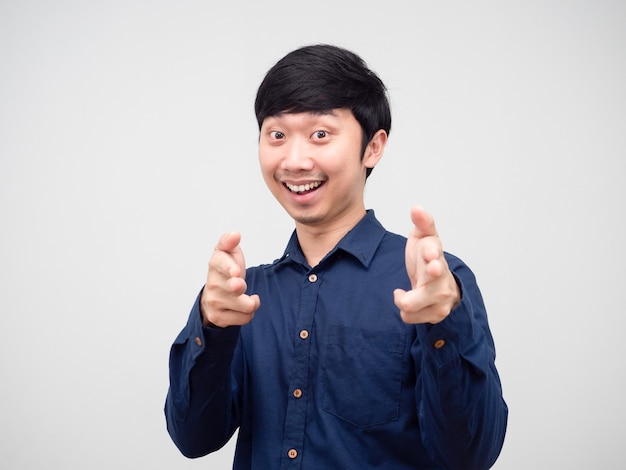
[285,181,323,194]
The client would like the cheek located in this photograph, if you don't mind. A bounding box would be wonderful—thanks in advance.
[328,145,364,175]
[258,156,281,192]
[258,151,274,177]
[259,163,274,187]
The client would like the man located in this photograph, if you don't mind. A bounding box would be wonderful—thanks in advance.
[165,44,507,469]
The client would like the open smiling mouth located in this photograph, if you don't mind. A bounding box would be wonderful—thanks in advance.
[284,181,323,194]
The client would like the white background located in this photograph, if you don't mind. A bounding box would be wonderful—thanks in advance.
[1,1,625,468]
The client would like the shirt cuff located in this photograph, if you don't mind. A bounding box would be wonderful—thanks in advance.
[182,288,241,364]
[417,277,484,367]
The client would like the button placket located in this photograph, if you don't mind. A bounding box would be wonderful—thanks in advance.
[280,269,321,467]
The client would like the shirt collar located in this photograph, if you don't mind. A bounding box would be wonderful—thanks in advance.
[276,210,387,269]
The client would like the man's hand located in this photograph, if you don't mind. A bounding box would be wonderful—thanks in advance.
[393,206,461,324]
[200,232,261,328]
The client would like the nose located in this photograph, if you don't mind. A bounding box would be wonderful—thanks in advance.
[281,138,314,172]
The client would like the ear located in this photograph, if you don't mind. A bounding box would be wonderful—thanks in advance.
[362,129,388,170]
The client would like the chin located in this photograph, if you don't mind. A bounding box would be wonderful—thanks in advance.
[287,209,325,226]
[292,214,323,226]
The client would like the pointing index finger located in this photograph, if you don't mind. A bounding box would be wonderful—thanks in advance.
[410,205,438,240]
[211,231,245,279]
[215,231,242,254]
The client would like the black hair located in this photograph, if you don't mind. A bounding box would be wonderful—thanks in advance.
[254,44,391,178]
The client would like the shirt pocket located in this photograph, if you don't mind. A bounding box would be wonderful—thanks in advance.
[322,325,406,427]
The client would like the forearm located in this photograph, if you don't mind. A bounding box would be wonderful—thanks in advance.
[165,293,242,458]
[417,260,508,469]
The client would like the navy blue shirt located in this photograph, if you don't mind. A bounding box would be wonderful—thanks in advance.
[165,211,507,469]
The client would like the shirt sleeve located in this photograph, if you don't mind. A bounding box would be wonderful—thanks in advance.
[164,290,242,458]
[414,254,508,470]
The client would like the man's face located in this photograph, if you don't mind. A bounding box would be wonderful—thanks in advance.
[258,109,383,231]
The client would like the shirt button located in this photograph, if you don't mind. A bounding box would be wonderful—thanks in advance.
[299,330,309,340]
[308,273,318,283]
[288,448,298,459]
[293,388,303,399]
[433,339,446,349]
[194,336,202,347]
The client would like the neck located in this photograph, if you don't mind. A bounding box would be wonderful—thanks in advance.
[295,210,367,267]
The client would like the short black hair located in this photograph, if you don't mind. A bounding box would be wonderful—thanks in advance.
[254,44,391,178]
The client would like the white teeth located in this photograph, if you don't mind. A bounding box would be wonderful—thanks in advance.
[286,181,321,193]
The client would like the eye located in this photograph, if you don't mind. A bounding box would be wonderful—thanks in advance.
[269,131,285,140]
[312,130,328,140]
